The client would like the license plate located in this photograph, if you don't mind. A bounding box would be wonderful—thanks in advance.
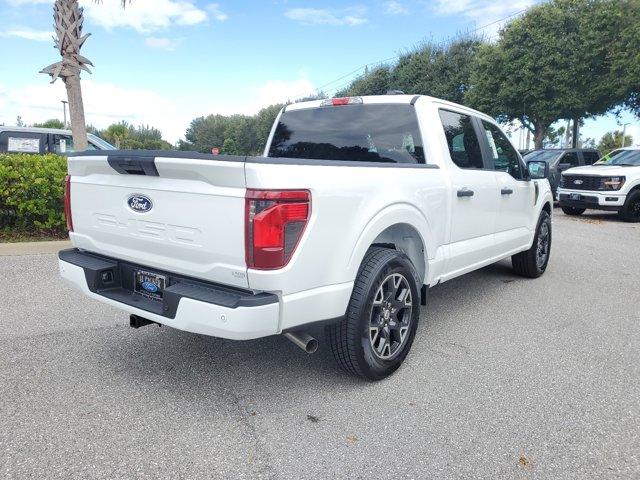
[569,193,581,201]
[134,270,166,300]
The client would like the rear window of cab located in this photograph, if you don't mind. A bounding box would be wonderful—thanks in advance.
[268,104,425,164]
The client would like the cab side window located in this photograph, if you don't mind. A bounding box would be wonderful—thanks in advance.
[561,152,579,167]
[51,134,75,154]
[582,151,599,165]
[481,121,524,180]
[439,110,484,169]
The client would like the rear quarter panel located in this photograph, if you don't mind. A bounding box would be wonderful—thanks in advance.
[244,160,448,295]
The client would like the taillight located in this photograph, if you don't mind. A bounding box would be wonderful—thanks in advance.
[245,189,311,269]
[64,175,73,232]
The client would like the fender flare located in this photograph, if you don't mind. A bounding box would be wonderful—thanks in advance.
[347,203,434,283]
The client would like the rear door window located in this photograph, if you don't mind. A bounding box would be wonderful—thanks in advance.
[268,104,425,164]
[438,110,484,169]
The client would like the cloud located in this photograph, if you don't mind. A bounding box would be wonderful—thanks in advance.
[144,36,179,51]
[384,1,408,15]
[4,0,216,32]
[78,0,210,33]
[285,7,367,27]
[0,28,53,41]
[207,3,228,22]
[432,0,536,37]
[0,80,189,143]
[0,74,316,144]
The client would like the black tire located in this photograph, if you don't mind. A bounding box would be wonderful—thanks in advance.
[561,206,586,216]
[512,210,552,279]
[618,190,640,223]
[326,247,420,381]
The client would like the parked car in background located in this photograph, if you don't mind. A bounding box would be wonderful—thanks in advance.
[557,147,640,222]
[0,126,114,154]
[523,148,601,199]
[59,94,553,380]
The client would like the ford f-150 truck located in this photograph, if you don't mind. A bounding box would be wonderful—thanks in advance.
[558,147,640,222]
[59,95,553,380]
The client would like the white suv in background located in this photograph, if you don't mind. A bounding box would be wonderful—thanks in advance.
[557,147,640,222]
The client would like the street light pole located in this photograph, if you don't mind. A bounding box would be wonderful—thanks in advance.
[621,123,630,148]
[61,100,68,129]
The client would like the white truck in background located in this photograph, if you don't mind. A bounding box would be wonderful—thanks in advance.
[59,94,553,380]
[558,147,640,222]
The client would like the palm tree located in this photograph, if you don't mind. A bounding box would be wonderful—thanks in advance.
[40,1,128,150]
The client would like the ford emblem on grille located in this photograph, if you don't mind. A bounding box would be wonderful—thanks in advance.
[574,179,583,185]
[127,194,153,213]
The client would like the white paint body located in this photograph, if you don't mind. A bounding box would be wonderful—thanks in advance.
[60,95,553,339]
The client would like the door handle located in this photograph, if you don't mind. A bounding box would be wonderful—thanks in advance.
[501,188,514,195]
[457,188,474,198]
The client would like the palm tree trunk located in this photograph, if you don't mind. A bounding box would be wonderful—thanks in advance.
[41,0,93,151]
[64,71,88,150]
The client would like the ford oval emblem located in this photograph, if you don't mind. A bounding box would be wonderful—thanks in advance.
[574,179,583,185]
[127,194,153,213]
[141,281,159,293]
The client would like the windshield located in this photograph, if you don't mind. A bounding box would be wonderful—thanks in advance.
[268,104,425,164]
[523,150,562,164]
[88,134,116,150]
[596,149,640,166]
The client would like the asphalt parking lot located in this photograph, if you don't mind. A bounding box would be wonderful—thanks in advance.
[1,210,638,479]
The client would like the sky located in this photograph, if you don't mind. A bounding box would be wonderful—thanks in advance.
[0,0,637,146]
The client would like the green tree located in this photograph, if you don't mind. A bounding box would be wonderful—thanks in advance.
[41,1,130,151]
[598,130,633,154]
[102,122,129,149]
[222,138,237,155]
[33,119,65,129]
[255,104,284,152]
[336,38,482,103]
[467,0,636,149]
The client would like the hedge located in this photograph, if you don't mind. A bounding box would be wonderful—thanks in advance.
[0,153,68,233]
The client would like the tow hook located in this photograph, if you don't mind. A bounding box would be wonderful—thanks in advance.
[130,314,161,329]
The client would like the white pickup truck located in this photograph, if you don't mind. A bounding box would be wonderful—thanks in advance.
[558,147,640,222]
[59,94,553,380]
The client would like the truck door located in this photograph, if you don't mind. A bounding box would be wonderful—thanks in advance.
[438,109,499,277]
[479,120,536,252]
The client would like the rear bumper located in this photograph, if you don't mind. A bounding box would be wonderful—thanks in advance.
[557,189,626,211]
[58,249,280,340]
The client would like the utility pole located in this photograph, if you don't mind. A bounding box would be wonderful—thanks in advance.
[621,123,630,148]
[62,100,68,129]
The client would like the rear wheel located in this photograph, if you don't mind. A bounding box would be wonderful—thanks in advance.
[326,247,420,381]
[619,190,640,223]
[561,206,585,216]
[512,210,552,278]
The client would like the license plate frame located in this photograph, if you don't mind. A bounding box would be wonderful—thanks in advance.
[569,193,581,201]
[134,270,166,301]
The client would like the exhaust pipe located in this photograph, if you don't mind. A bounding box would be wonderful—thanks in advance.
[284,332,318,354]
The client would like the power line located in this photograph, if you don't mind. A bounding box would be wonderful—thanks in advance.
[290,7,530,101]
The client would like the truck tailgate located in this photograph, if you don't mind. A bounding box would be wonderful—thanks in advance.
[67,153,249,289]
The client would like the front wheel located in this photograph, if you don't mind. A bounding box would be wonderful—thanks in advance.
[326,247,420,381]
[512,210,552,278]
[619,190,640,223]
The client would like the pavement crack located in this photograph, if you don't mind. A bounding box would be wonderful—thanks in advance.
[230,391,279,480]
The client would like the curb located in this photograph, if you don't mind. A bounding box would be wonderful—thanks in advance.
[0,240,72,256]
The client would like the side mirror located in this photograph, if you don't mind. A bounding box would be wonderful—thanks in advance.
[527,160,548,180]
